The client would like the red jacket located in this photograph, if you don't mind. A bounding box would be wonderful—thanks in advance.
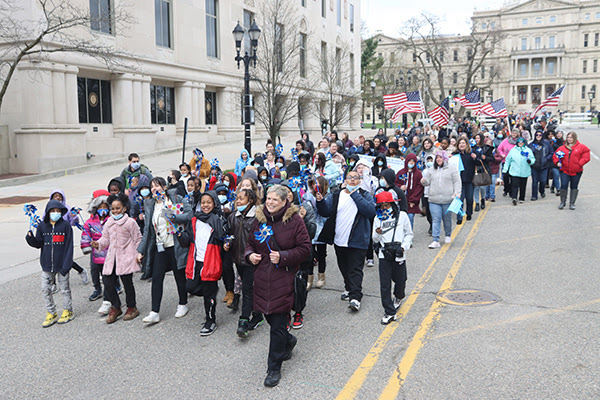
[552,141,590,176]
[395,153,424,213]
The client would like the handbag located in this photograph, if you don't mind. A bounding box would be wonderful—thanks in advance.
[472,160,492,187]
[380,215,404,262]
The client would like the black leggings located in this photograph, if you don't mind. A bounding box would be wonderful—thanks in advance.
[236,264,255,320]
[221,249,234,292]
[103,269,135,309]
[151,246,187,313]
[71,261,83,273]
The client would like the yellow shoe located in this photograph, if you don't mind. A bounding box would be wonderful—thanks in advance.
[42,312,58,328]
[57,309,74,324]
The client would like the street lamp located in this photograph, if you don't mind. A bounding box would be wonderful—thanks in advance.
[588,87,595,114]
[233,21,261,154]
[370,80,377,129]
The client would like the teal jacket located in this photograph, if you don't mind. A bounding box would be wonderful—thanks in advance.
[502,145,535,178]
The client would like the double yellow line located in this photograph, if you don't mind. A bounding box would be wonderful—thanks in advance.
[336,207,489,400]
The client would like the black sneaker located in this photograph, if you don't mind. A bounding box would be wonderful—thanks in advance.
[474,204,480,212]
[466,215,472,221]
[481,199,486,209]
[292,312,303,329]
[200,321,217,336]
[512,198,518,205]
[340,291,350,301]
[283,334,297,361]
[88,289,102,302]
[264,370,281,387]
[381,314,397,325]
[456,219,463,225]
[237,319,249,338]
[286,314,291,332]
[228,294,240,310]
[248,313,264,330]
[540,192,546,198]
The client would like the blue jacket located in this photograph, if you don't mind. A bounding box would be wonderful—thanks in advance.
[25,200,74,275]
[316,188,376,249]
[234,149,252,177]
[502,145,536,178]
[528,139,553,170]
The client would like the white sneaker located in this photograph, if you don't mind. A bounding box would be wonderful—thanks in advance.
[393,297,403,309]
[143,311,160,324]
[444,236,452,244]
[79,269,89,285]
[349,299,361,311]
[175,304,189,318]
[428,241,441,249]
[97,301,111,315]
[381,314,397,325]
[366,259,374,267]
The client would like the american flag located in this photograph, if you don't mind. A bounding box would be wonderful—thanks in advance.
[454,89,481,114]
[428,98,450,126]
[384,91,425,112]
[389,91,426,122]
[533,85,566,116]
[480,98,508,118]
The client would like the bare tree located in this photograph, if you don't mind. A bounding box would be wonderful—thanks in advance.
[253,0,310,144]
[312,43,360,131]
[399,12,503,109]
[0,0,134,114]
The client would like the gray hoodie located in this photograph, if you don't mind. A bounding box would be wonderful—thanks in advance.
[421,162,462,205]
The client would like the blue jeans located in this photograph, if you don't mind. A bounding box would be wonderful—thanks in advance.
[560,171,582,191]
[430,202,452,242]
[530,168,548,199]
[458,182,474,221]
[474,186,486,204]
[407,213,415,229]
[551,167,561,190]
[487,172,499,199]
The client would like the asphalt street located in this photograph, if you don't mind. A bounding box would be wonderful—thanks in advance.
[0,128,599,399]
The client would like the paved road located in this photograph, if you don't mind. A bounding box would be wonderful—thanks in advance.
[1,129,599,399]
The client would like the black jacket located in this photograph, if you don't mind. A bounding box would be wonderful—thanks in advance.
[227,205,257,266]
[378,168,408,212]
[25,200,74,275]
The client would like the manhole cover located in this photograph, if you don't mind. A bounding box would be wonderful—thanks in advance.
[436,289,499,306]
[0,196,47,205]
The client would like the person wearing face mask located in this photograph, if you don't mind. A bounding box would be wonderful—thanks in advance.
[167,169,187,197]
[375,168,408,213]
[214,183,236,306]
[344,154,359,180]
[395,153,424,230]
[371,153,388,178]
[498,129,521,197]
[271,155,287,180]
[120,153,153,193]
[179,163,192,186]
[26,198,75,327]
[90,193,142,324]
[354,159,380,268]
[502,137,536,205]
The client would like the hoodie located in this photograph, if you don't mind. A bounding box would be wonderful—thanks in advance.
[25,199,74,275]
[395,153,424,213]
[49,189,78,226]
[235,149,253,177]
[107,176,126,194]
[371,153,388,177]
[375,168,408,212]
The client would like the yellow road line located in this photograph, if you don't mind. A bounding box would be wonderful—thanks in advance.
[334,220,466,400]
[378,206,489,400]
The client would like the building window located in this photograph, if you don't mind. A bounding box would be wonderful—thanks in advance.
[336,0,341,26]
[583,60,587,73]
[453,49,458,62]
[481,66,485,79]
[549,36,555,48]
[275,23,283,73]
[335,48,342,85]
[155,0,171,47]
[77,77,112,123]
[349,4,354,32]
[533,62,540,76]
[532,86,541,104]
[547,61,555,75]
[482,23,487,29]
[426,52,430,63]
[299,33,306,78]
[584,33,588,47]
[90,0,112,34]
[349,53,354,88]
[594,59,598,73]
[439,51,444,62]
[522,18,528,26]
[581,85,586,100]
[206,0,218,57]
[585,13,590,20]
[521,38,527,50]
[491,22,496,29]
[518,87,526,104]
[520,63,527,76]
[321,0,326,18]
[595,33,599,46]
[452,72,457,84]
[243,10,254,55]
[550,15,556,23]
[205,91,217,124]
[597,12,600,19]
[301,0,305,6]
[534,37,541,49]
[536,17,541,24]
[150,85,175,124]
[490,65,494,77]
[321,41,327,81]
[467,49,472,60]
[413,53,417,63]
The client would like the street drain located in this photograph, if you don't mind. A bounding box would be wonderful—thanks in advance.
[436,289,499,306]
[0,196,47,205]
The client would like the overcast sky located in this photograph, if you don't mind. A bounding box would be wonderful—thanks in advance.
[361,0,519,37]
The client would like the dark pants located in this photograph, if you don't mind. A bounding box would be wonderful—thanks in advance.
[265,313,295,372]
[458,182,474,221]
[378,258,407,316]
[503,172,512,195]
[71,261,83,273]
[510,175,528,201]
[530,168,548,199]
[200,279,218,323]
[221,249,234,292]
[422,196,432,228]
[151,246,187,313]
[236,264,255,320]
[90,257,103,292]
[334,245,367,301]
[103,270,135,309]
[560,171,582,191]
[314,244,327,274]
[366,217,375,260]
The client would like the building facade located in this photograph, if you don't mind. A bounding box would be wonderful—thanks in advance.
[0,0,361,174]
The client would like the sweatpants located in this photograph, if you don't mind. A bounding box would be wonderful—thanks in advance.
[334,245,367,301]
[41,271,72,314]
[103,269,135,309]
[510,175,528,201]
[265,313,295,372]
[201,280,218,323]
[151,246,187,313]
[378,259,407,316]
[236,264,255,320]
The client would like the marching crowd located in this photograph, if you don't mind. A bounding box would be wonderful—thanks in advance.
[25,114,591,387]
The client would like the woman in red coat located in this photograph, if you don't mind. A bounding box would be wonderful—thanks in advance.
[395,153,424,230]
[246,185,311,387]
[552,131,590,210]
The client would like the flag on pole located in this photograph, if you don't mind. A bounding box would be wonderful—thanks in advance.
[389,91,426,122]
[454,89,481,114]
[428,98,450,126]
[480,98,508,118]
[532,85,566,116]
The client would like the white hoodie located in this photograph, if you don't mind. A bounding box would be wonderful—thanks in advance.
[372,210,413,262]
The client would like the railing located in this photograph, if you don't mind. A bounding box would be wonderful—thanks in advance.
[560,112,593,127]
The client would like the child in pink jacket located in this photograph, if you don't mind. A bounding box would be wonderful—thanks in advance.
[92,193,142,324]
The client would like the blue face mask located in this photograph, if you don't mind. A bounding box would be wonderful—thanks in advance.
[140,188,150,197]
[379,178,387,187]
[346,185,359,192]
[112,213,124,221]
[223,180,230,187]
[49,212,62,222]
[97,208,109,218]
[426,161,434,168]
[497,134,504,139]
[237,204,248,212]
[377,160,384,166]
[218,195,228,204]
[181,173,188,177]
[130,162,140,170]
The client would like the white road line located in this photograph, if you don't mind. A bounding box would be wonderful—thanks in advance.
[591,151,600,160]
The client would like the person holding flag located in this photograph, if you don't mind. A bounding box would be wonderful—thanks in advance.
[553,132,590,210]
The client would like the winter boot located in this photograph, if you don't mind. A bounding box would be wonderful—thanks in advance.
[558,191,567,209]
[306,275,314,291]
[569,189,578,210]
[315,273,326,289]
[223,290,234,305]
[228,293,240,310]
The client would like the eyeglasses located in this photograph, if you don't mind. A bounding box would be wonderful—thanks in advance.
[346,176,361,182]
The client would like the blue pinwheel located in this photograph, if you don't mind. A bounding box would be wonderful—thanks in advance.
[275,143,284,157]
[70,207,85,231]
[290,148,299,162]
[210,158,220,168]
[227,189,237,203]
[23,204,42,231]
[376,207,393,221]
[254,223,279,268]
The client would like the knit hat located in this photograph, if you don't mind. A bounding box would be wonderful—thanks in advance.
[375,191,394,204]
[87,189,110,214]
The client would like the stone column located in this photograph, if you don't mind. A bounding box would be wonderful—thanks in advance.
[175,81,193,134]
[528,58,532,77]
[64,66,79,125]
[216,86,242,141]
[112,73,134,127]
[140,76,152,126]
[131,76,143,125]
[542,57,546,76]
[52,65,67,125]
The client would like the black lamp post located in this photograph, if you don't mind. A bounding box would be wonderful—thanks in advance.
[233,21,261,154]
[588,88,595,114]
[370,80,377,129]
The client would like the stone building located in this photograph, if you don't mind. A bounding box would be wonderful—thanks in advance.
[0,0,361,174]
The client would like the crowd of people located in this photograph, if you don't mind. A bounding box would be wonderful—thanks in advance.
[25,114,591,387]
